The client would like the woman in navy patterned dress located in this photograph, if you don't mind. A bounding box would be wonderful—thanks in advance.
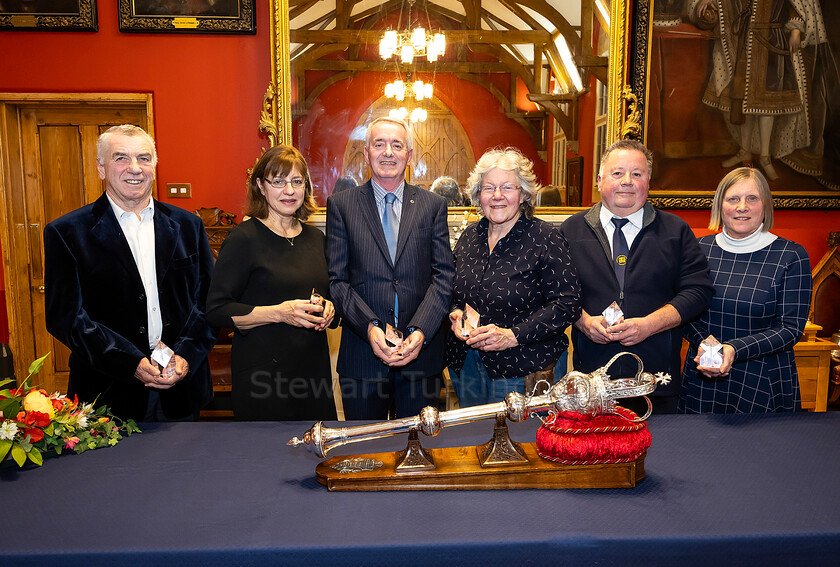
[445,148,581,407]
[680,167,811,413]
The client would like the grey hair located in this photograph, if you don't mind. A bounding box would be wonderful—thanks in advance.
[466,147,538,218]
[365,117,413,151]
[430,176,463,206]
[96,124,157,166]
[598,139,652,178]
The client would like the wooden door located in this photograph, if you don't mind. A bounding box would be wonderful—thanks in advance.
[0,95,152,395]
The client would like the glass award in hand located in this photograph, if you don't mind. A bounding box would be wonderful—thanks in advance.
[461,303,480,338]
[699,335,724,368]
[384,324,405,356]
[310,288,324,306]
[310,288,325,317]
[151,341,177,379]
[602,301,624,327]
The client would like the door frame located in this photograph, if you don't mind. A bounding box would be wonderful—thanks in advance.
[0,92,154,385]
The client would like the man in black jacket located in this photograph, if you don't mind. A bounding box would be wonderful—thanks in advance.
[559,140,713,413]
[44,125,217,421]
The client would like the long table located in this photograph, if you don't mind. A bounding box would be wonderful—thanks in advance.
[2,413,839,566]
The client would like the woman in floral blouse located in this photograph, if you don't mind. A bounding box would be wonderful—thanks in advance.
[445,148,581,407]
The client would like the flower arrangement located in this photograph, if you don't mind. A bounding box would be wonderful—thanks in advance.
[0,353,140,469]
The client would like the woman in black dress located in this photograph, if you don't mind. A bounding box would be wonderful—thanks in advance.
[207,146,337,420]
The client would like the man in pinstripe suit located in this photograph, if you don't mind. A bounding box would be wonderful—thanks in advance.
[326,117,454,419]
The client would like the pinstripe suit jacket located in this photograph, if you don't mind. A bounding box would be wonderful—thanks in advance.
[326,181,454,380]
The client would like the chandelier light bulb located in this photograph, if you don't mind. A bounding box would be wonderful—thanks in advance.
[400,44,414,64]
[389,107,409,121]
[412,28,426,51]
[380,30,398,59]
[423,83,433,99]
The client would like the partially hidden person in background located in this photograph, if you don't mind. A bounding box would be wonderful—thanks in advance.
[446,148,581,406]
[681,167,811,412]
[430,176,466,206]
[207,145,337,421]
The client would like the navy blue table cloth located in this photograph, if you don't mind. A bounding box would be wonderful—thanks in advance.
[2,413,839,566]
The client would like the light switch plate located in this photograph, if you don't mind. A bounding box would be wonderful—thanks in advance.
[166,183,191,198]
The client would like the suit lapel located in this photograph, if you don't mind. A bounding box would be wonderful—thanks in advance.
[358,182,393,265]
[89,194,144,289]
[394,183,418,264]
[153,201,179,285]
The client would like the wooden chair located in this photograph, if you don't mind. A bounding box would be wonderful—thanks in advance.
[802,232,840,408]
[196,207,237,420]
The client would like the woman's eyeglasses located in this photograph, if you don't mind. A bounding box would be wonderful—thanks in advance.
[480,184,520,195]
[266,177,305,189]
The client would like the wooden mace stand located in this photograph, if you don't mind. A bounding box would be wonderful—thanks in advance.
[315,417,646,491]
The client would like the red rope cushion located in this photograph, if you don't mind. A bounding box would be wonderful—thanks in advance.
[535,408,652,465]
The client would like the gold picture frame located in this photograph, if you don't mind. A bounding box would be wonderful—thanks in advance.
[644,0,840,209]
[118,0,255,34]
[262,0,840,209]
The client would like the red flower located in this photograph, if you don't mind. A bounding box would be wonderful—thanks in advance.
[16,410,51,428]
[22,426,44,443]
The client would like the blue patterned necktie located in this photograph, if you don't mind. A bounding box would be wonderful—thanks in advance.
[382,192,399,325]
[382,192,398,262]
[611,217,630,291]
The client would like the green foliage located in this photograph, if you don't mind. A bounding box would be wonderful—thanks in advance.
[0,353,141,470]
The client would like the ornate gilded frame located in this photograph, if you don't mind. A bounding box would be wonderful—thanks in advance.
[263,1,840,209]
[262,1,635,201]
[0,0,97,31]
[118,0,255,34]
[266,1,840,210]
[620,0,840,209]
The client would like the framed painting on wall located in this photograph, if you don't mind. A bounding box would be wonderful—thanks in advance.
[118,0,255,34]
[566,157,583,207]
[0,0,97,31]
[644,0,840,209]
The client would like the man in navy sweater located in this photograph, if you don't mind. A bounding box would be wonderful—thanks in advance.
[559,140,713,413]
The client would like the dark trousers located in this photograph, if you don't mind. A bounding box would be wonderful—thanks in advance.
[144,390,196,422]
[339,371,442,420]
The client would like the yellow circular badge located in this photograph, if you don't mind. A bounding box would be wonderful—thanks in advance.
[616,255,627,266]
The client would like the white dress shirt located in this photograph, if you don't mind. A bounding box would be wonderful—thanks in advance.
[107,194,162,350]
[600,204,645,255]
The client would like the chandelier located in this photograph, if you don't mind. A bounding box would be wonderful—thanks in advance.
[388,107,428,123]
[384,74,433,102]
[379,0,445,64]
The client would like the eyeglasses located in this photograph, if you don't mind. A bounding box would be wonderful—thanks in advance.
[480,184,520,195]
[265,177,305,189]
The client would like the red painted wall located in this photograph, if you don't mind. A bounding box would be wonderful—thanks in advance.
[670,208,839,270]
[0,2,270,217]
